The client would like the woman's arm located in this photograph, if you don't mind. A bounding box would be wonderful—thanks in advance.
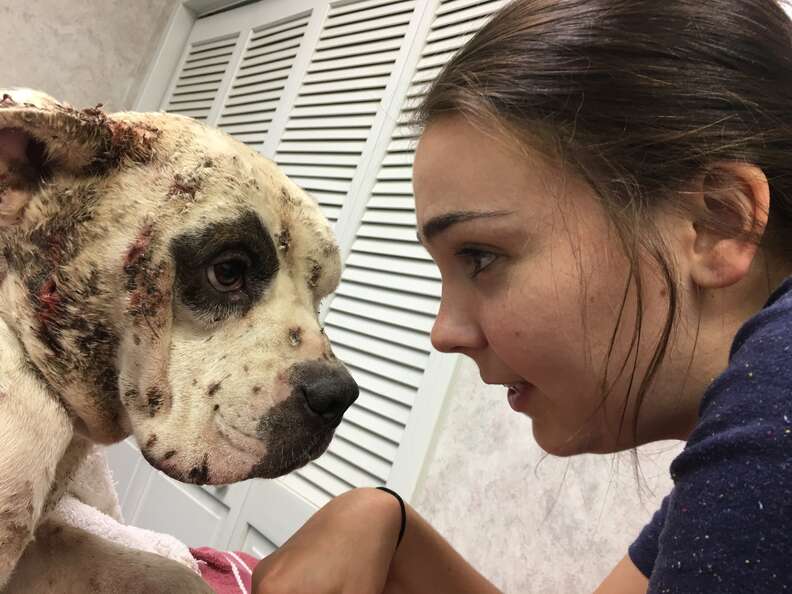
[382,496,501,594]
[385,510,648,594]
[252,487,501,594]
[252,487,648,594]
[592,555,648,594]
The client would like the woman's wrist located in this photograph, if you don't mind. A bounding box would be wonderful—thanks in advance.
[251,487,413,594]
[375,487,407,550]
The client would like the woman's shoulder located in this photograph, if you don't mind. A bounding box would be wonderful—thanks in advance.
[688,276,792,452]
[728,274,792,364]
[645,279,792,590]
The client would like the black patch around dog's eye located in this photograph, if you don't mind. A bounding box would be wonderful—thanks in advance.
[170,211,279,321]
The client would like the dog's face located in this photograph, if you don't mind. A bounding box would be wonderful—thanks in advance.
[0,89,358,484]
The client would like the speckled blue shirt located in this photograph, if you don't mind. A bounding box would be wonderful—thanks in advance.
[629,277,792,592]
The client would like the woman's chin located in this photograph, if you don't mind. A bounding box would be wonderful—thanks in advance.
[532,424,602,457]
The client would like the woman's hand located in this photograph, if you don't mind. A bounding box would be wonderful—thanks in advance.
[252,487,402,594]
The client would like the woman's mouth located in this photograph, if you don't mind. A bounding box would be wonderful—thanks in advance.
[506,382,532,413]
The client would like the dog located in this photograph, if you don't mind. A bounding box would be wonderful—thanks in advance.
[0,88,359,592]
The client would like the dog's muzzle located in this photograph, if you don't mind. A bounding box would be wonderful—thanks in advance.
[290,360,358,426]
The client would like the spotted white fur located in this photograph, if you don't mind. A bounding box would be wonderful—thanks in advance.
[0,89,357,591]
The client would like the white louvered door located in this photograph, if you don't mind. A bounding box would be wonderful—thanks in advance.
[161,0,324,134]
[318,0,511,502]
[273,0,419,225]
[162,34,241,123]
[215,12,314,147]
[110,0,509,558]
[271,0,426,506]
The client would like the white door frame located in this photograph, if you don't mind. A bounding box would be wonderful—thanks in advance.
[135,1,242,112]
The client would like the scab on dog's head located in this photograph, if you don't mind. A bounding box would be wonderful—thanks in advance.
[0,88,358,484]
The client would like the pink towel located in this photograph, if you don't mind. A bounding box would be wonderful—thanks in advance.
[190,546,259,594]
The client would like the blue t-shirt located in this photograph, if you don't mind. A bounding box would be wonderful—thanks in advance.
[629,277,792,592]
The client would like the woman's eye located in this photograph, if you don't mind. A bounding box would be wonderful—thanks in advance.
[457,248,498,278]
[206,253,250,292]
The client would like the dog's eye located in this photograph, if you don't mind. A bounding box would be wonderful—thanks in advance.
[171,212,280,322]
[206,252,250,292]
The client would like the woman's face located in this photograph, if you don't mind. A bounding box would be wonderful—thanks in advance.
[413,116,698,456]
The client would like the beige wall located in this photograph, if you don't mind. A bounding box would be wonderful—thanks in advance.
[414,357,682,593]
[0,0,179,111]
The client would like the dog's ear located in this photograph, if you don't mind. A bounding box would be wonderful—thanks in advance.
[0,127,35,226]
[0,88,158,227]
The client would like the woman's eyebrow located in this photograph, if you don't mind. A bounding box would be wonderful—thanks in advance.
[417,210,514,243]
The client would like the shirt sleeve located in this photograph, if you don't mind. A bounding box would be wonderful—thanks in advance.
[645,405,792,592]
[649,322,792,594]
[628,495,670,579]
[641,279,792,592]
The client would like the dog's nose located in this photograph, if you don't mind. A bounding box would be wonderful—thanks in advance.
[291,360,358,423]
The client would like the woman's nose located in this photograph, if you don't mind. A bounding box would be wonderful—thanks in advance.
[430,296,485,354]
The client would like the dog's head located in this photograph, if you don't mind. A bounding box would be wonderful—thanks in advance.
[0,89,358,484]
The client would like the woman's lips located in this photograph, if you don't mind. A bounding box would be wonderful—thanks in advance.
[507,382,532,413]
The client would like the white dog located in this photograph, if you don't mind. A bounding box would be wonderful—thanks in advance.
[0,89,358,593]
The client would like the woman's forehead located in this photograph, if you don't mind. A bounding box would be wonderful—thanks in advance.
[413,117,579,220]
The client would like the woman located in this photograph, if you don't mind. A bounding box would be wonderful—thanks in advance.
[252,0,792,591]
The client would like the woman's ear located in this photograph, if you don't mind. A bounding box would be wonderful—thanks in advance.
[688,162,769,289]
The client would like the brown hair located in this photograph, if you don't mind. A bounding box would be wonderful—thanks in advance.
[416,0,792,445]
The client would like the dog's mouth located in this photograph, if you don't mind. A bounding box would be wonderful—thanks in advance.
[141,417,333,485]
[215,412,267,458]
[138,392,339,484]
[249,428,335,479]
[214,410,334,479]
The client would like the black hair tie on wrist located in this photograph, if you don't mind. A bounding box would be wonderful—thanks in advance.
[376,486,406,551]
